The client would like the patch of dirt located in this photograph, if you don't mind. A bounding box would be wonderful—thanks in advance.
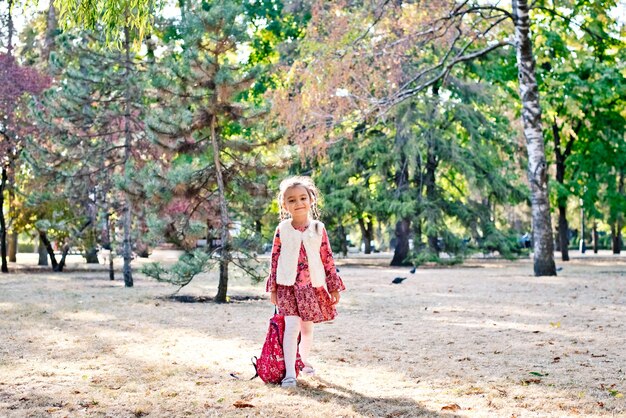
[1,254,625,417]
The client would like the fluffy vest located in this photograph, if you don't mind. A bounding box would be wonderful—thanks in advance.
[275,219,326,287]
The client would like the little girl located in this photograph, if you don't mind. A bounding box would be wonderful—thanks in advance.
[266,176,346,388]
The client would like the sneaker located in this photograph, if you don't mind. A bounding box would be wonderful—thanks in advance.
[301,366,315,376]
[281,377,297,388]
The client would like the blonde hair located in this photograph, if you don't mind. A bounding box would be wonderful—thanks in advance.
[278,176,322,221]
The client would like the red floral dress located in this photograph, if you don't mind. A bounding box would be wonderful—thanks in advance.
[266,224,345,323]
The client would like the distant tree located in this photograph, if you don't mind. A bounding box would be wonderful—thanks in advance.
[144,0,276,301]
[0,50,50,272]
[26,29,148,281]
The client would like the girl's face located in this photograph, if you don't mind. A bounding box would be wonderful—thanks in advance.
[282,185,312,219]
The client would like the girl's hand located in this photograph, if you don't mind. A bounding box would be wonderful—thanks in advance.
[270,291,277,305]
[330,290,340,305]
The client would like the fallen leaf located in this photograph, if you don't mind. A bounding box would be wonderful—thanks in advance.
[233,400,255,408]
[529,371,548,377]
[552,357,561,363]
[441,404,461,411]
[521,378,541,385]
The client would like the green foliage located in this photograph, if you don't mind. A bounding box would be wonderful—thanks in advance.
[54,0,157,47]
[142,250,215,290]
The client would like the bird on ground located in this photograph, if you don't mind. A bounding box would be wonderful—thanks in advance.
[410,266,416,274]
[391,277,407,284]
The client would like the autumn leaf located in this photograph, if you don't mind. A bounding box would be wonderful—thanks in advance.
[441,404,461,411]
[233,400,255,408]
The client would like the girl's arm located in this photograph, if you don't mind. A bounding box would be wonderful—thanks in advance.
[320,228,346,294]
[266,229,281,293]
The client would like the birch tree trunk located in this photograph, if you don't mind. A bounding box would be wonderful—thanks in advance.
[211,114,231,303]
[512,0,556,276]
[122,25,134,287]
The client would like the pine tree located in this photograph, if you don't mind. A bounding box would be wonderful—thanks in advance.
[26,29,148,279]
[144,0,274,301]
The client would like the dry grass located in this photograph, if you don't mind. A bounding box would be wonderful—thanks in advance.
[1,253,625,417]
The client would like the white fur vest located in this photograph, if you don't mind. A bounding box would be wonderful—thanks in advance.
[275,219,326,287]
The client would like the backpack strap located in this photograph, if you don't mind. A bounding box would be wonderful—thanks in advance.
[250,356,259,380]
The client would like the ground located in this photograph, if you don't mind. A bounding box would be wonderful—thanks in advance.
[0,252,625,417]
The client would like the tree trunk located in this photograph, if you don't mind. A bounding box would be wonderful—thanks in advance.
[553,121,570,261]
[55,243,70,272]
[0,168,8,273]
[424,134,439,255]
[390,219,411,266]
[592,221,599,254]
[611,222,622,254]
[337,224,348,257]
[557,205,569,260]
[211,113,231,303]
[102,212,115,280]
[358,217,373,254]
[39,230,58,269]
[8,232,17,262]
[122,25,134,287]
[612,171,623,254]
[7,0,14,57]
[390,104,412,266]
[43,1,58,63]
[512,0,556,276]
[38,236,49,266]
[84,247,99,263]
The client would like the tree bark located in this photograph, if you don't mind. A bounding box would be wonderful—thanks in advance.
[102,212,115,280]
[337,224,348,257]
[611,223,622,254]
[7,0,14,57]
[424,134,439,255]
[592,221,599,254]
[38,235,49,266]
[211,113,231,303]
[614,173,624,254]
[0,168,7,273]
[512,0,556,276]
[84,247,99,263]
[553,121,571,261]
[358,217,373,254]
[122,25,134,287]
[56,243,70,272]
[391,219,412,266]
[8,233,17,262]
[390,105,412,266]
[39,230,58,269]
[43,1,58,64]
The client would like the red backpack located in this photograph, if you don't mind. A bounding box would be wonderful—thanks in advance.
[252,310,304,384]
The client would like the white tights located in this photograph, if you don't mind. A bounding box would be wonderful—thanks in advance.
[283,316,314,379]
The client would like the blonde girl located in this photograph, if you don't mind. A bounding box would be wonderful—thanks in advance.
[266,176,345,388]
